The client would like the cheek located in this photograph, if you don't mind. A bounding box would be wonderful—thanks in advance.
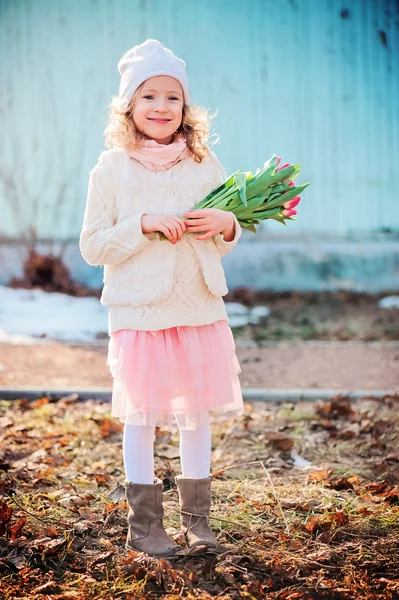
[132,103,147,120]
[172,106,183,120]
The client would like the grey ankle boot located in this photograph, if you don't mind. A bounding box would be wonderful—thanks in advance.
[175,475,224,552]
[125,477,180,557]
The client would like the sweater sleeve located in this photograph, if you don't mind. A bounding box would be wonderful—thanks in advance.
[208,150,242,258]
[79,155,152,266]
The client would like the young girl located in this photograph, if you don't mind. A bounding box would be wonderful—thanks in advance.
[79,39,244,558]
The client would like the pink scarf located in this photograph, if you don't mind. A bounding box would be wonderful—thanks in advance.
[125,134,190,171]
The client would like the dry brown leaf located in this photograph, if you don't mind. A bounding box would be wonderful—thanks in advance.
[9,516,26,540]
[306,467,331,484]
[315,395,356,419]
[94,473,109,485]
[263,430,294,452]
[0,499,13,535]
[98,417,124,437]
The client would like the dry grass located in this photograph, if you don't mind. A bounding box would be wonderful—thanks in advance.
[1,393,399,599]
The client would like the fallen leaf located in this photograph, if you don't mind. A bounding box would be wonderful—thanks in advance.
[263,430,294,452]
[9,516,26,540]
[0,499,13,535]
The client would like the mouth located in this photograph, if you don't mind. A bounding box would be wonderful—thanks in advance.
[148,118,171,123]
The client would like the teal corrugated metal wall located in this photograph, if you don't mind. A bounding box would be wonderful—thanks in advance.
[0,0,398,240]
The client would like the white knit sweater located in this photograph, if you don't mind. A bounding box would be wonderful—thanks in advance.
[79,146,242,334]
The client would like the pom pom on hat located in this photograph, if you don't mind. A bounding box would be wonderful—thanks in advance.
[117,39,192,111]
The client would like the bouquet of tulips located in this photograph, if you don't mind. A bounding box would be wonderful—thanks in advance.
[159,154,310,239]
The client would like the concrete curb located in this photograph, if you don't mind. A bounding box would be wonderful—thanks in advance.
[0,387,397,402]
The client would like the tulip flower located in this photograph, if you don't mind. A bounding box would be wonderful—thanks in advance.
[283,196,301,210]
[276,163,290,172]
[159,154,311,239]
[283,208,297,217]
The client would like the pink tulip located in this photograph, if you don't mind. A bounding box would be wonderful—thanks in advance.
[283,196,301,210]
[288,181,295,186]
[283,208,297,217]
[276,156,281,165]
[276,163,290,173]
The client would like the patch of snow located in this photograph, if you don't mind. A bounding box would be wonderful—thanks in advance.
[225,302,250,315]
[0,331,50,345]
[291,449,312,468]
[248,305,270,324]
[225,302,270,327]
[378,296,399,309]
[227,315,252,328]
[0,285,108,343]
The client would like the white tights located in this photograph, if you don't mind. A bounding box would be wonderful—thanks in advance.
[123,413,212,484]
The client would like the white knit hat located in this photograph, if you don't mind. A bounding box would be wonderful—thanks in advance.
[117,39,192,111]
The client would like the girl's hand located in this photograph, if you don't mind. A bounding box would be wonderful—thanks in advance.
[182,208,234,241]
[141,213,187,243]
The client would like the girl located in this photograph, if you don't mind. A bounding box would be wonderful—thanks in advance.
[79,39,244,558]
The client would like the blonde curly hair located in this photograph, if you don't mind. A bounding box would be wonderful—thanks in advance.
[104,81,219,163]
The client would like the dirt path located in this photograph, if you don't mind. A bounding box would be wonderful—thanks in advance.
[0,341,398,390]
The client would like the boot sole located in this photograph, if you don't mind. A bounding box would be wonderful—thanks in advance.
[125,542,179,558]
[183,532,218,551]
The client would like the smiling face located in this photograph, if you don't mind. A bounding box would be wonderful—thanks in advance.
[132,75,184,145]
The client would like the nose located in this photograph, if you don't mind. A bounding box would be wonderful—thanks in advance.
[154,98,169,113]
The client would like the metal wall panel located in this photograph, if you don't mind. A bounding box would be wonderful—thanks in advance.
[0,0,397,240]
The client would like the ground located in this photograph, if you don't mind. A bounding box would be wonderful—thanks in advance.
[1,290,398,598]
[0,291,398,390]
[0,340,398,391]
[1,393,399,599]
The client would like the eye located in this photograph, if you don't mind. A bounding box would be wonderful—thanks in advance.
[143,95,179,101]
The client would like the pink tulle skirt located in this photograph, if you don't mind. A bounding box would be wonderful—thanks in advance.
[106,320,244,430]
